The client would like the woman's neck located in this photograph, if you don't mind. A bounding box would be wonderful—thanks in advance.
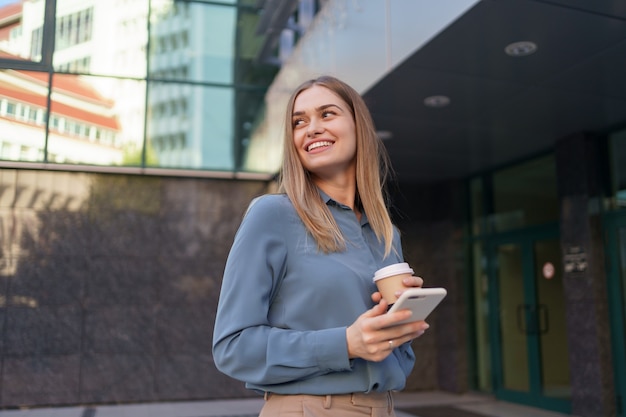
[313,175,357,211]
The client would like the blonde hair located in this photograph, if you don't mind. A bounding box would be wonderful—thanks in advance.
[278,75,395,256]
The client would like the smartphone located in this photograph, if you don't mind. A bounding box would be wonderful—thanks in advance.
[386,287,447,325]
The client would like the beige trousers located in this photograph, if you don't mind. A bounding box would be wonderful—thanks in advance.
[259,392,396,417]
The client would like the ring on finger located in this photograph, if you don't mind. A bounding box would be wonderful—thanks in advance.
[388,340,394,349]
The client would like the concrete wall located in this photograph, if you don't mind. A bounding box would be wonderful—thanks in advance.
[0,169,268,406]
[392,181,469,393]
[555,133,616,417]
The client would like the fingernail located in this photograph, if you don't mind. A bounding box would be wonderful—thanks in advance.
[422,323,430,330]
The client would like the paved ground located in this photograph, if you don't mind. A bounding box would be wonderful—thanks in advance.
[0,391,577,417]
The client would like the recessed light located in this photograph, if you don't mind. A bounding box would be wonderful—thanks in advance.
[423,95,450,108]
[504,41,537,57]
[376,130,393,140]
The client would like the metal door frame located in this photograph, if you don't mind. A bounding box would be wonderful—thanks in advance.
[604,212,626,417]
[486,224,571,413]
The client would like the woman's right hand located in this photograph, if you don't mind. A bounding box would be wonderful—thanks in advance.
[345,299,429,362]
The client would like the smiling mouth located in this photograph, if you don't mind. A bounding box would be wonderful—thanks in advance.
[307,141,334,152]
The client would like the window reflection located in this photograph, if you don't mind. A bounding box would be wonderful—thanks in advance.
[0,0,280,173]
[147,82,234,170]
[0,69,47,162]
[47,74,140,165]
[149,1,236,84]
[58,1,149,78]
[0,1,43,63]
[53,7,94,52]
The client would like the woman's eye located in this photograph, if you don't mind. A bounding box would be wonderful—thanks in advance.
[293,118,305,127]
[322,111,335,118]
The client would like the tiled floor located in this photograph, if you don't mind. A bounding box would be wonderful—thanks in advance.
[0,391,577,417]
[394,392,576,417]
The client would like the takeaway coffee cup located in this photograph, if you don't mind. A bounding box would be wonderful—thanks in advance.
[373,262,414,304]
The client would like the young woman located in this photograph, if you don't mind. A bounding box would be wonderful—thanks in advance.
[212,76,429,416]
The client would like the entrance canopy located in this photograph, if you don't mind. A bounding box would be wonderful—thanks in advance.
[256,0,626,182]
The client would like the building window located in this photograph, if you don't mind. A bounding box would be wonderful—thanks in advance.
[30,27,43,60]
[56,7,94,51]
[0,142,12,159]
[0,0,280,173]
[5,102,17,118]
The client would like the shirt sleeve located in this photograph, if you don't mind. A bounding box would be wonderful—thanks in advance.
[212,195,352,386]
[393,342,416,378]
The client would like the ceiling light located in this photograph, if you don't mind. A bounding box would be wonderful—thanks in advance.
[504,41,537,57]
[376,130,393,140]
[423,95,450,108]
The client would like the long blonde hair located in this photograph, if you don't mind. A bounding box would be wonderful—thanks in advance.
[278,75,395,256]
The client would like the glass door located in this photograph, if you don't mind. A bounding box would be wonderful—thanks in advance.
[488,227,571,413]
[605,214,626,417]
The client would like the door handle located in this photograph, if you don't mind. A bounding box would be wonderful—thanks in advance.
[516,304,527,334]
[517,304,548,335]
[538,304,549,334]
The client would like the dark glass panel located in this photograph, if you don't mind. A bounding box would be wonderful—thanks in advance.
[492,155,558,232]
[610,128,626,209]
[470,177,484,235]
[234,88,266,171]
[234,6,279,86]
[472,241,492,391]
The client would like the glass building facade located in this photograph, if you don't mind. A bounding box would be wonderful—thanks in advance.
[1,1,626,416]
[0,0,279,174]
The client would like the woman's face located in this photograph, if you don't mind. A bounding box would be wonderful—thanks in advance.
[291,85,357,179]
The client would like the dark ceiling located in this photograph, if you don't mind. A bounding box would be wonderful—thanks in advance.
[363,0,626,183]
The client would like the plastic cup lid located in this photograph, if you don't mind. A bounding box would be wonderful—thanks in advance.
[373,262,414,282]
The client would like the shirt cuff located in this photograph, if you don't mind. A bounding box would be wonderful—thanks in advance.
[314,327,352,371]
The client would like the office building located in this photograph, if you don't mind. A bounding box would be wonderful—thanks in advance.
[0,1,624,416]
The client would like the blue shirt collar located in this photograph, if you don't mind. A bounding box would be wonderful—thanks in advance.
[317,188,369,226]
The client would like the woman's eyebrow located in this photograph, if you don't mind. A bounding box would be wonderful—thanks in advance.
[292,104,342,117]
[317,104,342,112]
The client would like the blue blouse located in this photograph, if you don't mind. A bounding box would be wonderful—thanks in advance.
[212,192,415,395]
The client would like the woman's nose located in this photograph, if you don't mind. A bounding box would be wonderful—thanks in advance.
[306,118,323,137]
